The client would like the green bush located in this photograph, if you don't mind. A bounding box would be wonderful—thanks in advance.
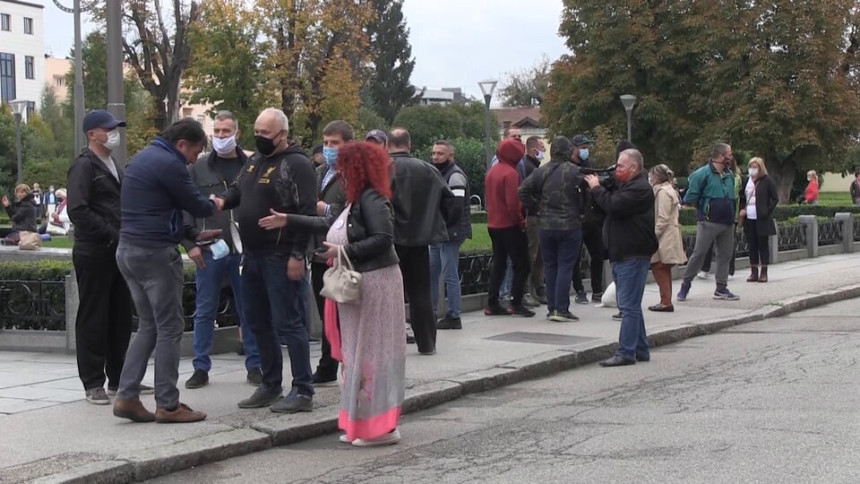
[678,205,860,225]
[0,260,72,281]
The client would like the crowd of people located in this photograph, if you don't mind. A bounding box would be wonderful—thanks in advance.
[8,102,842,446]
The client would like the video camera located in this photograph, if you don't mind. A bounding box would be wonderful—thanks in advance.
[580,164,617,188]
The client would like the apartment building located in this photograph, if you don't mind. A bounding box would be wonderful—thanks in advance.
[0,0,45,116]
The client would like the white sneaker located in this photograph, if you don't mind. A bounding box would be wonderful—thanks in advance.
[352,429,401,447]
[697,271,711,280]
[339,434,352,444]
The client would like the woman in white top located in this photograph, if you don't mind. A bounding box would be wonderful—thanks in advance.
[738,158,779,282]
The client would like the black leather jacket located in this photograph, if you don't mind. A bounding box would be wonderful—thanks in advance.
[66,147,123,253]
[288,188,399,273]
[389,151,459,246]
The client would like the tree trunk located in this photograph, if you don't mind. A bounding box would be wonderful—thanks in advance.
[770,161,796,204]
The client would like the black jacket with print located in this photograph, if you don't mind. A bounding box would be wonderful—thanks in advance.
[221,145,318,258]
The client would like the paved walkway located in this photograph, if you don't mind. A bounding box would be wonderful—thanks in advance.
[1,253,860,483]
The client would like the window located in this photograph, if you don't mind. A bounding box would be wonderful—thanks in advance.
[182,107,193,118]
[0,53,15,105]
[26,101,34,117]
[23,17,32,35]
[24,56,33,79]
[1,14,9,31]
[53,75,65,87]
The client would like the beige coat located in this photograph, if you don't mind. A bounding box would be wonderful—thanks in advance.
[651,182,687,265]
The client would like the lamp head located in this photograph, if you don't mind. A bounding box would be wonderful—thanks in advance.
[619,94,637,112]
[9,100,28,116]
[478,80,498,98]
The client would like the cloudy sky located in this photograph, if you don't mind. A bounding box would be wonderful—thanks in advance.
[42,0,569,102]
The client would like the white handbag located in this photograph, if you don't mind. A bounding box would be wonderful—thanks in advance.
[319,246,361,303]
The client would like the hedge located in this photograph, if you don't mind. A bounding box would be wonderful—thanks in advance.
[678,205,860,226]
[0,260,72,281]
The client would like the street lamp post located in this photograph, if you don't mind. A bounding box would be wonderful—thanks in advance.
[52,0,92,154]
[106,0,127,165]
[479,80,498,169]
[9,100,29,185]
[619,94,637,142]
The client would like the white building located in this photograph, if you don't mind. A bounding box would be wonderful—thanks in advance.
[0,0,45,117]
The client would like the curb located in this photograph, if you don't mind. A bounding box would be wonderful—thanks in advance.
[36,285,860,484]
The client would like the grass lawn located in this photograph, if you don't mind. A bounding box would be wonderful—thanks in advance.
[817,192,853,206]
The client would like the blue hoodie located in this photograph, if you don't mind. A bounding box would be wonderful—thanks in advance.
[120,137,215,247]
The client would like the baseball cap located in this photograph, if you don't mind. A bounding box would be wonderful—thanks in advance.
[571,134,593,146]
[82,109,126,133]
[365,129,388,144]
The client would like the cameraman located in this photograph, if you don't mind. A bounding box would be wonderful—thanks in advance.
[585,149,657,367]
[518,137,583,322]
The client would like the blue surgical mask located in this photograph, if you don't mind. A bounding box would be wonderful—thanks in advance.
[579,148,590,161]
[210,239,229,260]
[322,146,338,166]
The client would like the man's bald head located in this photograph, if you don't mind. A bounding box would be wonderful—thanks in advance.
[388,128,411,153]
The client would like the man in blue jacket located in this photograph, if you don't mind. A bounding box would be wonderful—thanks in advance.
[677,143,739,302]
[112,119,219,424]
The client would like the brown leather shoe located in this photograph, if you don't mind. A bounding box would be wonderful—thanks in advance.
[113,397,155,423]
[155,403,207,423]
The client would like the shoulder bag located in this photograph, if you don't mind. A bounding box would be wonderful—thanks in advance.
[320,245,361,304]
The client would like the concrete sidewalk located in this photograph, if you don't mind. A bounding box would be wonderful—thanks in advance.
[2,253,860,483]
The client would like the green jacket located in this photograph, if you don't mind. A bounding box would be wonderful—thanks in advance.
[683,162,737,225]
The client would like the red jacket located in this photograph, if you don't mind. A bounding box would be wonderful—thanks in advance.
[485,159,525,229]
[804,179,818,203]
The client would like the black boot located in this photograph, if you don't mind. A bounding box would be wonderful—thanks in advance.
[758,266,768,283]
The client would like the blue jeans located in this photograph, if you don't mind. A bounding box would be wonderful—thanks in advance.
[192,251,259,372]
[612,258,651,360]
[277,268,312,342]
[429,240,462,318]
[241,254,313,395]
[499,258,513,300]
[539,229,582,313]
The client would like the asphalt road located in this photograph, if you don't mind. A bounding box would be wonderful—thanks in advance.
[148,299,860,484]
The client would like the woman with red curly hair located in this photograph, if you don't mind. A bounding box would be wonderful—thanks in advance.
[259,141,405,447]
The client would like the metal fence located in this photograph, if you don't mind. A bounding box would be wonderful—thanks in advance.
[0,280,65,331]
[818,219,843,247]
[854,218,860,242]
[778,223,807,251]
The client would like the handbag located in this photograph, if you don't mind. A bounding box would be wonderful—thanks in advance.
[320,245,361,304]
[18,231,42,251]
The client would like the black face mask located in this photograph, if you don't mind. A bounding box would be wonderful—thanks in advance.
[255,133,280,156]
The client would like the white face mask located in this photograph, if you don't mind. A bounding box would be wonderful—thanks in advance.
[103,129,121,151]
[212,135,237,156]
[749,167,759,177]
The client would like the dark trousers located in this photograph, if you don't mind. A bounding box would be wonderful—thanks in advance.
[540,229,581,313]
[488,226,530,307]
[73,249,132,391]
[241,254,313,395]
[572,221,606,295]
[744,220,770,265]
[396,245,436,353]
[311,260,338,376]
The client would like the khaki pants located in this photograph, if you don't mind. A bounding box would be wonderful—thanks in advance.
[526,216,544,298]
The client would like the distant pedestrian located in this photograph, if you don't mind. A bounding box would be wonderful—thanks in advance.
[647,164,686,312]
[31,182,42,218]
[586,149,657,367]
[519,136,583,322]
[485,139,533,317]
[183,110,262,390]
[677,143,739,302]
[112,119,217,423]
[66,110,137,406]
[429,139,471,330]
[1,184,37,245]
[311,144,324,166]
[739,157,778,283]
[387,128,460,354]
[45,185,57,220]
[800,170,819,205]
[851,169,860,206]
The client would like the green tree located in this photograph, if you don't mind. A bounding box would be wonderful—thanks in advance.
[356,106,389,135]
[184,0,270,148]
[40,85,74,160]
[393,105,464,151]
[500,56,551,107]
[364,0,417,124]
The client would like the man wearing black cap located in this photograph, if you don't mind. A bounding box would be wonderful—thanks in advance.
[67,109,141,405]
[365,129,388,147]
[570,134,607,305]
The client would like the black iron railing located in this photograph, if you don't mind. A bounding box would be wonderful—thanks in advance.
[778,223,807,251]
[818,220,843,247]
[0,280,65,330]
[854,218,860,242]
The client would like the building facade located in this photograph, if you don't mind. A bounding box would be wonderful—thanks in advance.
[0,0,44,116]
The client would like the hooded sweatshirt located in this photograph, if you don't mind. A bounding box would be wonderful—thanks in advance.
[485,139,526,229]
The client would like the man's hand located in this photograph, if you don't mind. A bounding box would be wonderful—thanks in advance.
[1,195,8,208]
[584,174,600,189]
[287,257,305,281]
[316,201,328,216]
[210,195,225,212]
[196,229,223,241]
[187,246,206,269]
[259,209,287,230]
